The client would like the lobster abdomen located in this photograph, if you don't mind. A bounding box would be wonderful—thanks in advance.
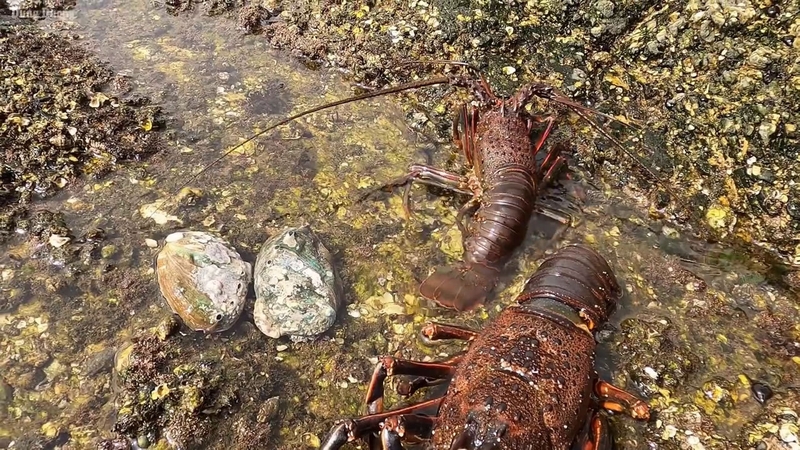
[465,165,537,267]
[418,165,537,311]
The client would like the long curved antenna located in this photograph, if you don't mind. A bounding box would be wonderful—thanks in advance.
[517,83,641,131]
[145,75,451,220]
[568,106,698,222]
[398,59,498,102]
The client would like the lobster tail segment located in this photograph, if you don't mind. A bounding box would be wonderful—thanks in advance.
[419,262,500,311]
[517,245,621,327]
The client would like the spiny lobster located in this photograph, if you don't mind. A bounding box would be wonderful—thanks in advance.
[162,62,662,311]
[320,244,650,450]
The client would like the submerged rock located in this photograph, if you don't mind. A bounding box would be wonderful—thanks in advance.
[253,226,342,341]
[156,231,251,332]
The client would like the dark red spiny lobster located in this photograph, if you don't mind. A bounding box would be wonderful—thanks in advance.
[381,74,585,311]
[320,244,650,450]
[167,62,646,311]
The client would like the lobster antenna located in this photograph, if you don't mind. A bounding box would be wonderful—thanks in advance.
[398,59,498,101]
[568,106,697,222]
[145,75,451,220]
[545,90,641,130]
[405,62,640,131]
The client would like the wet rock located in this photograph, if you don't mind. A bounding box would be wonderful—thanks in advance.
[96,438,131,450]
[615,317,698,396]
[0,26,161,239]
[233,414,273,450]
[156,231,251,333]
[695,378,735,414]
[253,225,342,341]
[741,394,800,448]
[0,377,13,404]
[785,271,800,291]
[16,210,70,240]
[112,337,167,389]
[82,346,117,377]
[162,411,210,450]
[238,4,271,34]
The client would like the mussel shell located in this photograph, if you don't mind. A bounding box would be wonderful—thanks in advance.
[156,231,251,332]
[253,225,342,340]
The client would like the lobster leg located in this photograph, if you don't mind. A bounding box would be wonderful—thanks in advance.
[366,357,457,414]
[380,414,437,449]
[421,322,479,342]
[320,398,444,450]
[396,354,464,397]
[530,115,556,157]
[542,155,567,186]
[578,412,613,450]
[376,164,472,218]
[534,204,572,225]
[396,323,476,398]
[539,141,567,184]
[396,377,449,397]
[594,380,651,420]
[455,196,480,244]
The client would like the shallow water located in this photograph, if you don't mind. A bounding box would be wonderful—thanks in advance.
[1,1,799,449]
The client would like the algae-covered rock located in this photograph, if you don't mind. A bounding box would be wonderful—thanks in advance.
[156,231,251,333]
[253,225,342,341]
[615,317,698,396]
[0,26,161,239]
[740,393,800,449]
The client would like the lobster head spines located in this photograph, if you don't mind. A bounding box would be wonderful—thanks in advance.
[516,245,621,329]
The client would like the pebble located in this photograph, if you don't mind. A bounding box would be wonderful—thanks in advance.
[780,423,798,443]
[751,381,773,404]
[101,245,117,258]
[1,268,14,282]
[48,235,70,248]
[145,238,158,248]
[257,396,280,423]
[155,316,180,341]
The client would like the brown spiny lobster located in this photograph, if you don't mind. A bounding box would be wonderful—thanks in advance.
[377,71,579,311]
[165,63,655,311]
[320,244,650,450]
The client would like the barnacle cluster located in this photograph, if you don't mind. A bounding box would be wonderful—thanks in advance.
[0,26,161,238]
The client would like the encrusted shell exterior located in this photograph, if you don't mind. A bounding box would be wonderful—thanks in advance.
[253,225,342,341]
[156,231,251,332]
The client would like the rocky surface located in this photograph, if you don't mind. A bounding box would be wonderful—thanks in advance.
[0,1,798,449]
[0,25,162,239]
[159,0,800,266]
